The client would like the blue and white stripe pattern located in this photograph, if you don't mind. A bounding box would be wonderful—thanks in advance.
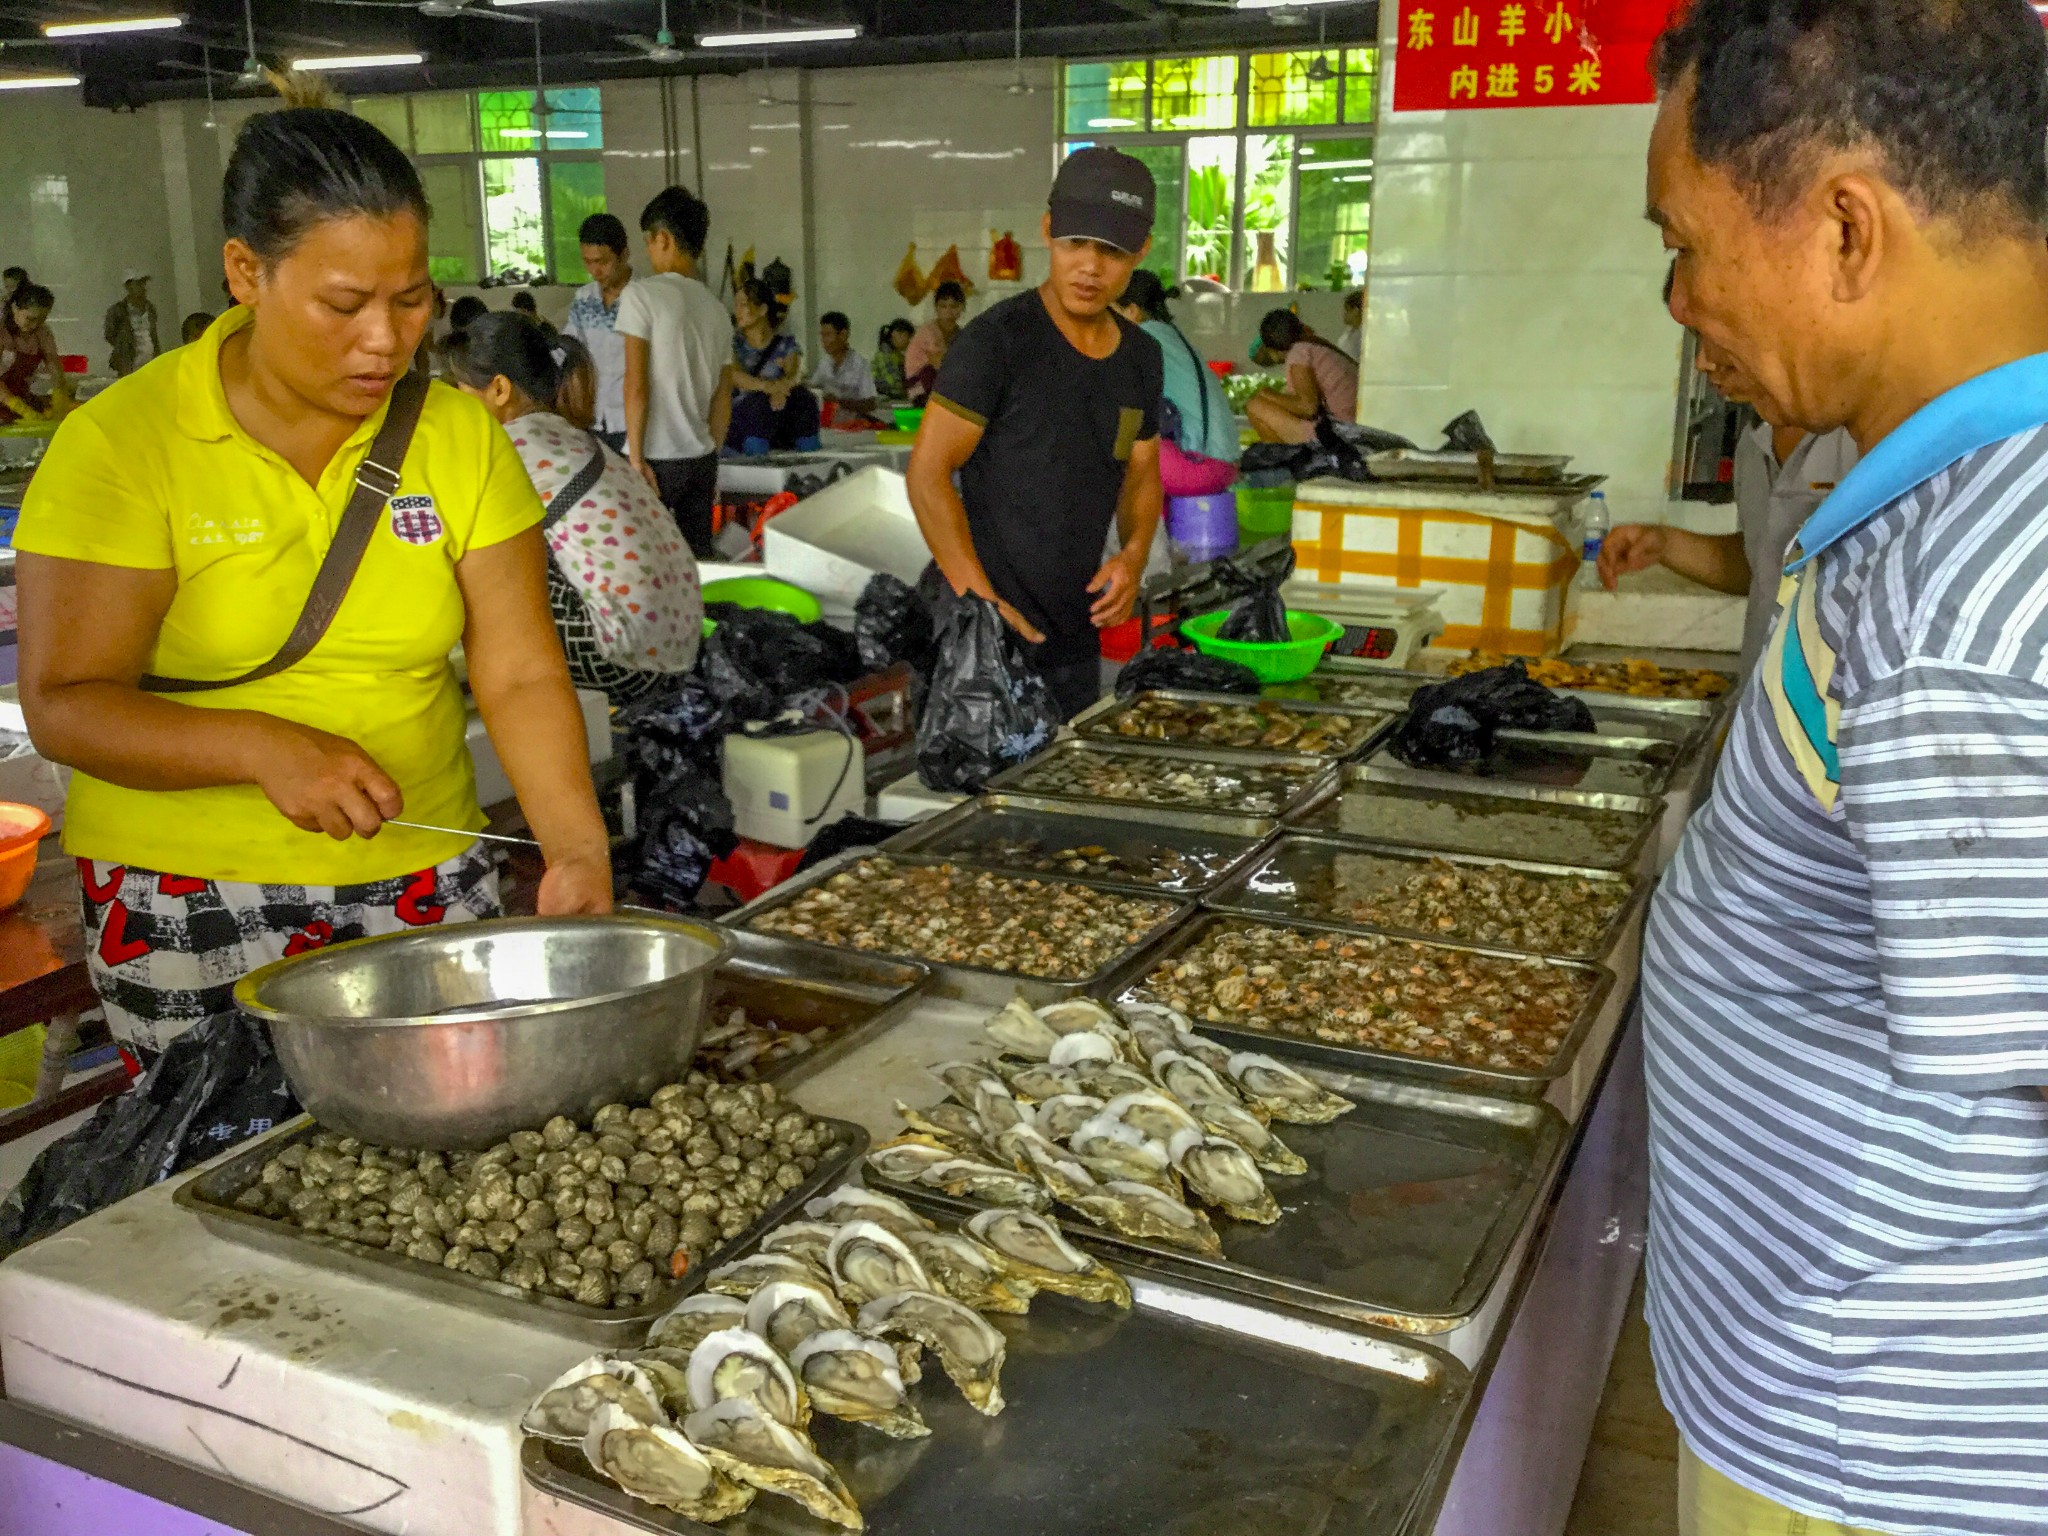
[1644,369,2048,1535]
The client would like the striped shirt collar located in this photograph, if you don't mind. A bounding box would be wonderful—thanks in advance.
[1789,349,2048,569]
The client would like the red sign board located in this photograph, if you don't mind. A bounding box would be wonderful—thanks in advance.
[1392,0,1676,112]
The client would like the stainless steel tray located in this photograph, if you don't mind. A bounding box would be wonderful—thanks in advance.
[727,849,1196,1007]
[1364,731,1678,801]
[881,791,1272,896]
[874,1063,1567,1334]
[1068,687,1397,761]
[1203,834,1645,963]
[704,929,930,1090]
[1289,764,1661,872]
[1264,667,1437,707]
[524,1265,1470,1535]
[173,1113,869,1344]
[1097,909,1614,1099]
[985,737,1337,834]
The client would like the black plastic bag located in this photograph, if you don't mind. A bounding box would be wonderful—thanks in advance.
[616,681,739,906]
[1390,659,1597,767]
[1441,410,1497,453]
[699,609,866,722]
[854,573,937,679]
[1116,647,1262,698]
[0,1013,299,1253]
[1216,545,1297,644]
[915,594,1061,792]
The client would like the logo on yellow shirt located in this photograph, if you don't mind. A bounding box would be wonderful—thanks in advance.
[389,494,443,546]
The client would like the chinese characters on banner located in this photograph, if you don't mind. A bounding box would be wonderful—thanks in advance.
[1392,0,1679,112]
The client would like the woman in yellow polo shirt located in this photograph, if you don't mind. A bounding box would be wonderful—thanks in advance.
[12,99,612,1058]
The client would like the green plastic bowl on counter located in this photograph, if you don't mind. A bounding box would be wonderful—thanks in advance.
[699,575,823,638]
[1181,607,1343,683]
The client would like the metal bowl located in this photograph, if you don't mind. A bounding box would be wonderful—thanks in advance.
[235,913,732,1150]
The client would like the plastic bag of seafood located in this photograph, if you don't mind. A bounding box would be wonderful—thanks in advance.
[1391,657,1597,769]
[915,594,1061,792]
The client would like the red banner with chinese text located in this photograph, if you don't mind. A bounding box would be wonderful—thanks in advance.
[1392,0,1679,111]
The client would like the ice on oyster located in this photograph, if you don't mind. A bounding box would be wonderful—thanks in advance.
[804,1184,936,1238]
[1226,1052,1356,1125]
[788,1329,931,1440]
[827,1219,937,1309]
[905,1227,1036,1314]
[1070,1179,1223,1257]
[687,1326,810,1430]
[704,1251,833,1300]
[965,1207,1132,1310]
[647,1292,749,1355]
[857,1289,1008,1416]
[745,1278,852,1358]
[522,1357,665,1444]
[582,1401,755,1521]
[1173,1133,1282,1225]
[683,1397,864,1530]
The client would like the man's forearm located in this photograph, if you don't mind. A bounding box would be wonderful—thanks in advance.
[1659,530,1751,595]
[624,374,649,460]
[1116,465,1162,566]
[908,465,996,599]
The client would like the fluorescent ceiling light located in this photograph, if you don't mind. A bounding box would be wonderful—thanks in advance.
[1237,0,1356,8]
[1301,157,1374,171]
[491,0,565,7]
[42,14,182,35]
[498,127,588,139]
[0,73,82,89]
[696,24,861,47]
[1087,116,1135,128]
[293,52,425,70]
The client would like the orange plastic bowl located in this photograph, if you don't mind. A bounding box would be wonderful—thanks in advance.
[0,803,52,912]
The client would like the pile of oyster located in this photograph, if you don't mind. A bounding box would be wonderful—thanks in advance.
[235,1076,843,1310]
[866,997,1354,1256]
[1011,748,1325,818]
[524,1185,1128,1529]
[1100,694,1384,756]
[1143,919,1594,1072]
[747,858,1176,981]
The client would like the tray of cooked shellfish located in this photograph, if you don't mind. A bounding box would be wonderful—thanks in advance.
[1203,835,1646,963]
[858,996,1568,1333]
[521,1182,1470,1535]
[881,793,1271,895]
[1067,689,1396,760]
[732,852,1193,1006]
[174,1082,867,1342]
[1102,912,1612,1099]
[984,739,1336,831]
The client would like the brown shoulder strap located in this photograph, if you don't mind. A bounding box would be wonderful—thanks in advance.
[141,371,432,695]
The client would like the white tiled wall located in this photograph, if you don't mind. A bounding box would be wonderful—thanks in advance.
[1360,4,1691,526]
[0,97,183,364]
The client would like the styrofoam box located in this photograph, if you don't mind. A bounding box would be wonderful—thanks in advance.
[762,466,934,609]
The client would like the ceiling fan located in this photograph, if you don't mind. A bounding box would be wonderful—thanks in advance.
[302,0,536,27]
[601,0,685,62]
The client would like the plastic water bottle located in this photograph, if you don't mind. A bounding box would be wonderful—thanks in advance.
[1577,491,1609,589]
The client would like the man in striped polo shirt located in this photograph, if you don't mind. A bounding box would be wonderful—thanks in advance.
[1642,1,2048,1532]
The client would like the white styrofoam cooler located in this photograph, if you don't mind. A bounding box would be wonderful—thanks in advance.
[762,467,933,609]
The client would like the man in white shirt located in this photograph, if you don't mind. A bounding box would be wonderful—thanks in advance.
[616,186,733,556]
[564,212,632,451]
[809,310,877,418]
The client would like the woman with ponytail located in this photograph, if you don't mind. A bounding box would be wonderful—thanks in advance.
[726,277,820,453]
[12,78,613,1062]
[443,311,702,704]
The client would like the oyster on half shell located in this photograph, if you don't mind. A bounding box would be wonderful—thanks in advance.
[965,1207,1132,1309]
[581,1401,755,1522]
[788,1329,931,1439]
[826,1219,935,1309]
[647,1291,749,1355]
[683,1397,863,1530]
[1226,1052,1356,1125]
[686,1326,810,1430]
[984,996,1060,1059]
[905,1227,1035,1314]
[704,1251,833,1301]
[1174,1134,1282,1225]
[804,1185,936,1238]
[758,1221,843,1270]
[857,1289,1008,1415]
[521,1357,663,1445]
[1071,1178,1224,1257]
[744,1278,851,1358]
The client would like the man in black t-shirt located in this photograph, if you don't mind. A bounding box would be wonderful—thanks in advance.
[906,148,1165,719]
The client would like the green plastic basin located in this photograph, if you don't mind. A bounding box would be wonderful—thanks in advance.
[699,575,823,638]
[1181,608,1342,683]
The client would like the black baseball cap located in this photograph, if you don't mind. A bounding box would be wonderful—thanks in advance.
[1049,147,1156,255]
